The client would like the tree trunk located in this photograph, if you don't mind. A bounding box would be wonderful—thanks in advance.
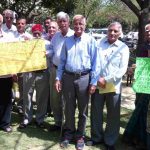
[137,11,150,56]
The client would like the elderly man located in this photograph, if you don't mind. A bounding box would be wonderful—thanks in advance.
[87,22,129,150]
[2,9,17,39]
[55,15,100,150]
[0,13,15,132]
[19,24,49,129]
[45,21,59,116]
[48,12,74,131]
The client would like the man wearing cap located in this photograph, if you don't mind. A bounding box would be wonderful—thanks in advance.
[47,11,74,131]
[19,24,49,128]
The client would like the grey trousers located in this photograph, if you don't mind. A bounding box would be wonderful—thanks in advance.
[23,70,49,123]
[91,90,121,146]
[50,66,62,126]
[17,73,23,108]
[62,73,90,140]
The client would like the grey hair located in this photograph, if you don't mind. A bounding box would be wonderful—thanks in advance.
[3,9,14,17]
[108,22,122,33]
[73,14,86,25]
[145,23,150,31]
[56,11,69,21]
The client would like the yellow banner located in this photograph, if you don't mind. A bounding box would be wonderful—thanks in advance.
[0,39,47,76]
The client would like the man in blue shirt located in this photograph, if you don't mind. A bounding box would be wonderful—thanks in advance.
[47,12,74,131]
[87,22,129,150]
[55,14,100,150]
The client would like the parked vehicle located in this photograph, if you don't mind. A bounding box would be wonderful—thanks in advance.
[123,31,138,49]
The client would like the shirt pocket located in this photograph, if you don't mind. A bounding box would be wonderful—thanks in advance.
[110,53,122,68]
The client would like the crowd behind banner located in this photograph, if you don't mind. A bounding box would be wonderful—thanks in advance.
[0,9,150,150]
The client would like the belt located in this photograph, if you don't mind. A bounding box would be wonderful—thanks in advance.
[64,70,90,77]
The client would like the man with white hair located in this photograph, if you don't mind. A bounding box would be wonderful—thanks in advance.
[2,9,17,40]
[48,11,74,131]
[87,22,129,150]
[55,14,100,150]
[0,14,14,133]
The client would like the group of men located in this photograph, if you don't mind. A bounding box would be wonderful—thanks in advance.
[0,10,131,150]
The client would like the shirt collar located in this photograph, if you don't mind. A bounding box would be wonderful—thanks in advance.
[74,32,86,40]
[2,23,16,32]
[104,36,120,47]
[60,28,74,38]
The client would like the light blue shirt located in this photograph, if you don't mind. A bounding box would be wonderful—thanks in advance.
[56,33,101,85]
[97,37,129,93]
[47,28,74,66]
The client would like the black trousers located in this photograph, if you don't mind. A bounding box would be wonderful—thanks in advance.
[0,77,13,129]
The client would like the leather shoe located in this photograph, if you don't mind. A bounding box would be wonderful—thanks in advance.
[3,126,12,133]
[60,139,70,148]
[76,137,85,150]
[49,124,61,131]
[19,122,29,129]
[105,144,116,150]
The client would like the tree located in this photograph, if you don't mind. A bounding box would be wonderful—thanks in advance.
[0,0,77,23]
[94,1,138,30]
[0,0,44,23]
[120,0,150,52]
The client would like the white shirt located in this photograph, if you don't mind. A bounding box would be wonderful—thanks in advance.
[2,23,17,42]
[48,28,74,66]
[14,31,33,41]
[97,37,129,93]
[0,25,17,78]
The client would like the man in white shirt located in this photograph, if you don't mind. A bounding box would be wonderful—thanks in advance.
[87,22,129,150]
[48,11,74,131]
[2,9,16,41]
[0,13,15,133]
[14,18,32,114]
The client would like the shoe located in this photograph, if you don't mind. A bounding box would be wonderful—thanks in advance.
[3,126,12,133]
[60,139,70,148]
[35,122,45,128]
[86,139,104,146]
[76,137,85,150]
[19,119,29,129]
[49,124,61,131]
[18,108,23,114]
[105,144,116,150]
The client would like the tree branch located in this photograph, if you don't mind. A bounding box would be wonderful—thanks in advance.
[120,0,140,17]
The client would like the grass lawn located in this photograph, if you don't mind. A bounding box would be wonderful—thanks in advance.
[0,105,135,150]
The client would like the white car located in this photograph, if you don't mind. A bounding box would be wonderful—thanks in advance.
[125,31,138,42]
[91,28,108,40]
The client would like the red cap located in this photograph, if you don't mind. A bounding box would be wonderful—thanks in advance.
[31,24,43,33]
